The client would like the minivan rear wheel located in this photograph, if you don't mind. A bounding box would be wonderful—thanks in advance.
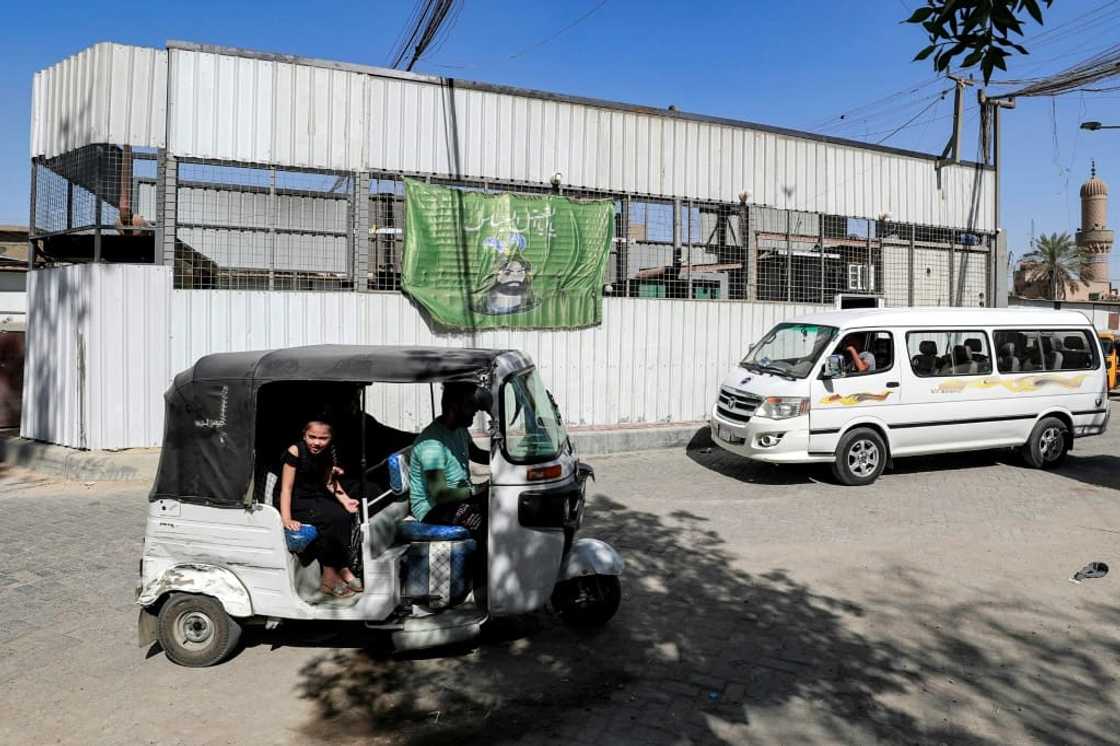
[832,428,887,486]
[1022,416,1069,469]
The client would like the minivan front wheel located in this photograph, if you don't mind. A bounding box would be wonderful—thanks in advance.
[832,428,887,486]
[1022,416,1069,469]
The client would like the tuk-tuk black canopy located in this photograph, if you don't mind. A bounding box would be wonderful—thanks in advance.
[150,345,519,508]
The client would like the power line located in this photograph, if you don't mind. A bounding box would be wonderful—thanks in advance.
[508,0,610,60]
[995,44,1120,98]
[876,89,950,144]
[388,0,462,72]
[812,1,1120,137]
[426,0,611,70]
[809,78,943,131]
[388,0,435,69]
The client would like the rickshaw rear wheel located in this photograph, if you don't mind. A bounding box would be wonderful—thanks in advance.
[551,575,621,627]
[157,593,242,667]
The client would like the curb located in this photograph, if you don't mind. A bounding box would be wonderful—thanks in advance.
[0,438,161,482]
[1,423,711,482]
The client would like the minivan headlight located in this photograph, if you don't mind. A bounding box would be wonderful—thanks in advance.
[758,397,810,419]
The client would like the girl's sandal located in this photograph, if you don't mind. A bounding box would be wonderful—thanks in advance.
[320,582,355,598]
[345,577,364,592]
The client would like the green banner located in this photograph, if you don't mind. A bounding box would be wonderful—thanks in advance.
[401,180,615,330]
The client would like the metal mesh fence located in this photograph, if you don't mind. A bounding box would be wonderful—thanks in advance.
[30,145,157,263]
[174,161,354,290]
[30,151,993,306]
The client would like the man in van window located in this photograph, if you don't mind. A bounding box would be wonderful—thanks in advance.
[838,333,876,375]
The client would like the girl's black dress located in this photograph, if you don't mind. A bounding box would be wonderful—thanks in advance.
[284,441,354,569]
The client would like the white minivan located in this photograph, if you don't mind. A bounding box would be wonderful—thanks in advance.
[710,307,1110,485]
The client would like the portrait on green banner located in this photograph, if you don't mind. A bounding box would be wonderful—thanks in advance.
[401,180,615,330]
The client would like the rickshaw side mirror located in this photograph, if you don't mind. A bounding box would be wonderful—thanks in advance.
[472,386,494,413]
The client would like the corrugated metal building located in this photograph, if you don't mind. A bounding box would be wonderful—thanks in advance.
[25,41,1001,449]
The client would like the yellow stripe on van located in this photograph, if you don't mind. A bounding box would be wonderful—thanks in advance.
[820,391,894,406]
[931,374,1089,395]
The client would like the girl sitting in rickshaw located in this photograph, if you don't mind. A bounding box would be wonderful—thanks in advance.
[278,419,363,598]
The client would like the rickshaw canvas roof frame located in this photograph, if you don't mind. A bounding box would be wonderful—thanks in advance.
[150,345,531,508]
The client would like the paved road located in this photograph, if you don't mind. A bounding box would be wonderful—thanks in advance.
[3,422,1120,745]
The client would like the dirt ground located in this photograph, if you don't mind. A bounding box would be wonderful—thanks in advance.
[1,421,1120,745]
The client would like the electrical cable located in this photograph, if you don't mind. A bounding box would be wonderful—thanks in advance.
[424,0,611,71]
[389,0,436,69]
[875,89,951,144]
[387,0,462,72]
[508,0,610,60]
[995,44,1120,98]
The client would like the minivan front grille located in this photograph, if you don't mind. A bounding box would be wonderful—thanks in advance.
[716,386,762,424]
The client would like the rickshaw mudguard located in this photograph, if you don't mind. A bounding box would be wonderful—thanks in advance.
[558,538,624,581]
[136,563,253,618]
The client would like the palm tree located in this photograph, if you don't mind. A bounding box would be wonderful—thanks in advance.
[1019,232,1094,300]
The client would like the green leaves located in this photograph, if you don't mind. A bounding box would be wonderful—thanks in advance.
[904,0,1052,83]
[1022,232,1093,299]
[906,6,936,23]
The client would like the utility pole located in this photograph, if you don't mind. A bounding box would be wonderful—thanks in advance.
[939,75,975,164]
[981,89,1016,307]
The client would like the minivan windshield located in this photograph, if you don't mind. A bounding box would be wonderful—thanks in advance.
[741,323,839,379]
[501,368,568,463]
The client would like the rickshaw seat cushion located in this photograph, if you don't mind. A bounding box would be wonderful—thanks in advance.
[396,520,471,543]
[285,524,319,553]
[401,538,476,610]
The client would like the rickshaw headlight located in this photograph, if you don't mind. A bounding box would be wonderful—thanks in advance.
[758,397,810,420]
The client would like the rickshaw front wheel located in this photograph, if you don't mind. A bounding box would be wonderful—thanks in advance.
[551,575,621,627]
[157,593,242,667]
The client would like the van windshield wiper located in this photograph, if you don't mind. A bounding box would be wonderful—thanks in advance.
[740,361,796,381]
[759,364,797,381]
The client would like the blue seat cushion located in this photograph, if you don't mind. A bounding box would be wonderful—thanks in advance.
[396,520,471,543]
[401,538,476,610]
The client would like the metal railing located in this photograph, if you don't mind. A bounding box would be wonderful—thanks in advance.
[29,151,994,306]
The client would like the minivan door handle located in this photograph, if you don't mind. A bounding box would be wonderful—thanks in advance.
[886,381,900,388]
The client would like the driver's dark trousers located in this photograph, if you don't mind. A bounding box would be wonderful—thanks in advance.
[422,496,485,540]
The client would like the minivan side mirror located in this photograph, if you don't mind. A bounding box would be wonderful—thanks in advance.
[821,354,844,379]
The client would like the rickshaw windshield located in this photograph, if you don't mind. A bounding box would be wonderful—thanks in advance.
[501,368,567,463]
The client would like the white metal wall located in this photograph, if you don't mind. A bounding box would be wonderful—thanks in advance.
[1008,297,1116,329]
[22,264,823,449]
[32,43,994,231]
[30,43,167,160]
[21,266,91,447]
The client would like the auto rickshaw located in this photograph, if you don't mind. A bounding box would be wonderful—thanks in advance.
[1098,330,1118,390]
[137,345,623,667]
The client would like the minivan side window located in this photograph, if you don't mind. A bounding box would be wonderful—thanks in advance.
[906,330,992,377]
[993,329,1099,372]
[828,330,893,377]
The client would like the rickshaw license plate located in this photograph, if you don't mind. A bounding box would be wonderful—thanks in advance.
[717,425,745,444]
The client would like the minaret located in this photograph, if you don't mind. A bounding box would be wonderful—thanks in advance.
[1076,161,1114,298]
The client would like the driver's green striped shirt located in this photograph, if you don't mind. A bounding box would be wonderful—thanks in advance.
[409,419,470,521]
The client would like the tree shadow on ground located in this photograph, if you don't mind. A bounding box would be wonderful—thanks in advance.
[291,495,1000,745]
[862,566,1120,745]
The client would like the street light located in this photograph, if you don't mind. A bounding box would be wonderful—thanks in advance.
[1081,121,1120,131]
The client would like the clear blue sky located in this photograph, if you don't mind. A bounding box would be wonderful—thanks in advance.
[2,0,1119,274]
